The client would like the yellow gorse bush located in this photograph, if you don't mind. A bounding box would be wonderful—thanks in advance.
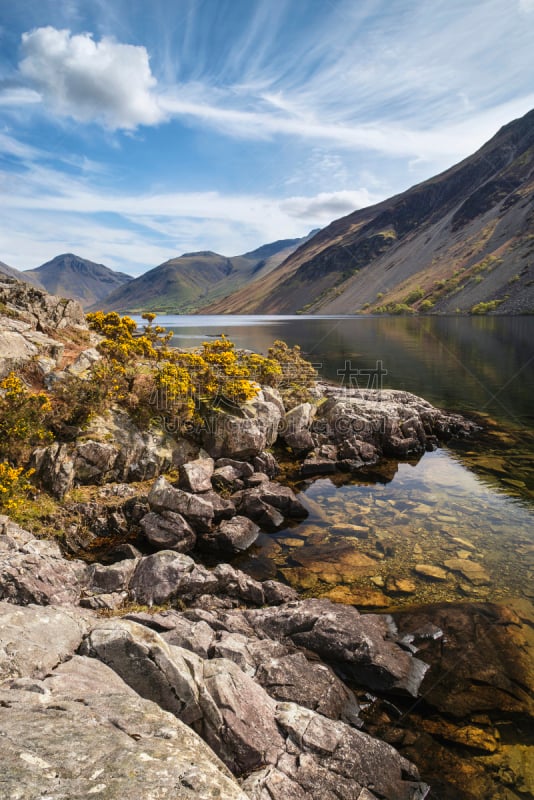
[0,372,53,461]
[0,462,34,512]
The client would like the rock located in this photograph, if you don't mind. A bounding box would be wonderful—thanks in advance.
[314,385,478,457]
[243,599,429,697]
[262,580,299,605]
[199,516,260,554]
[414,564,448,581]
[148,476,214,532]
[234,488,285,531]
[281,403,316,455]
[0,281,86,330]
[443,558,490,585]
[30,442,75,498]
[0,664,247,800]
[141,510,196,552]
[320,585,390,608]
[87,559,138,594]
[201,489,236,522]
[202,391,282,459]
[73,440,118,483]
[394,602,534,718]
[235,481,308,524]
[179,455,215,493]
[253,451,279,478]
[212,465,245,491]
[212,564,265,605]
[385,576,417,595]
[301,455,338,475]
[129,551,218,606]
[81,408,179,483]
[0,601,92,684]
[65,346,100,375]
[0,517,88,605]
[81,618,426,798]
[215,458,255,478]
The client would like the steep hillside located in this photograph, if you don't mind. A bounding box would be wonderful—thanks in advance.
[98,235,312,313]
[209,108,534,315]
[0,260,44,289]
[25,253,132,309]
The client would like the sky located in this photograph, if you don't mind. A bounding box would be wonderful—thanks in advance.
[0,0,533,276]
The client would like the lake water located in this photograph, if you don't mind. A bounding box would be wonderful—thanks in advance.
[136,314,534,609]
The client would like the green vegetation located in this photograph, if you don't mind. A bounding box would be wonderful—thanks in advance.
[470,299,505,314]
[403,287,424,305]
[375,302,416,315]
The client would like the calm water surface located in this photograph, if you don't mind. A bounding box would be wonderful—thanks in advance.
[137,314,534,609]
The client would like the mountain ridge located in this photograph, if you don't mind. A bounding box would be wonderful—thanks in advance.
[24,253,133,310]
[94,232,316,313]
[206,108,534,315]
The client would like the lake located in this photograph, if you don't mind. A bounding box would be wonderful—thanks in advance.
[135,314,534,609]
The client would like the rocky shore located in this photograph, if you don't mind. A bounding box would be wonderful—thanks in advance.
[0,282,531,799]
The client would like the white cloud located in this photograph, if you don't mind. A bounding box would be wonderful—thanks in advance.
[19,26,165,129]
[519,0,534,11]
[281,191,374,220]
[0,87,41,107]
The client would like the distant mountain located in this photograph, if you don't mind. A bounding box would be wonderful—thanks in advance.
[25,254,132,309]
[208,109,534,315]
[0,260,44,289]
[97,234,313,313]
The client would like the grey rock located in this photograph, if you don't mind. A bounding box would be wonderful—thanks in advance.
[141,509,196,552]
[215,457,255,478]
[0,601,92,684]
[0,665,247,800]
[203,391,282,459]
[65,346,100,375]
[212,464,245,491]
[200,516,260,554]
[148,476,214,532]
[129,550,218,606]
[244,599,429,697]
[253,451,279,478]
[30,442,75,498]
[88,559,138,594]
[202,488,237,522]
[236,481,308,520]
[212,563,265,605]
[0,517,88,605]
[179,455,215,493]
[74,440,118,483]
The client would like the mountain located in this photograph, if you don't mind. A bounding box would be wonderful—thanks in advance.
[97,234,314,313]
[25,254,133,309]
[207,109,534,315]
[0,260,44,289]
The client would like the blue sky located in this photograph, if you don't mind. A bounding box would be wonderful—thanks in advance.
[1,0,533,275]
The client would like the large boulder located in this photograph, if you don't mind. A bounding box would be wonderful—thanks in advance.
[141,510,196,552]
[314,386,478,458]
[0,517,88,606]
[0,600,92,684]
[148,476,214,532]
[0,659,248,800]
[243,599,429,697]
[199,516,260,554]
[202,390,283,459]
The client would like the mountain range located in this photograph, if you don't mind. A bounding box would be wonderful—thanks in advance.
[95,234,316,313]
[2,108,533,315]
[207,108,534,315]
